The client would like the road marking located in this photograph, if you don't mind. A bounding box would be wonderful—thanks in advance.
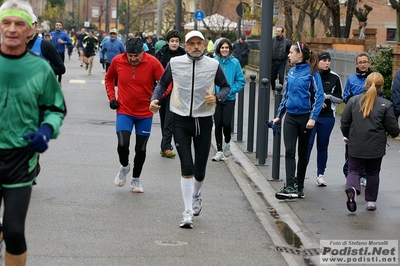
[68,80,105,84]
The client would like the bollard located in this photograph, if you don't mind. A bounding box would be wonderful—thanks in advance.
[256,78,269,165]
[271,84,283,181]
[246,74,256,152]
[236,84,245,141]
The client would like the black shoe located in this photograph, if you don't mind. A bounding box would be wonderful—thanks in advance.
[345,187,357,212]
[275,186,298,200]
[297,188,305,198]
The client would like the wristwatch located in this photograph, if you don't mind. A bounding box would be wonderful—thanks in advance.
[215,94,222,102]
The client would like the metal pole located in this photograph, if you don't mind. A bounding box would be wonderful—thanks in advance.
[116,0,119,29]
[256,78,268,164]
[236,84,245,141]
[125,0,129,39]
[256,0,273,165]
[271,84,283,181]
[175,0,182,32]
[105,0,109,33]
[247,74,256,152]
[156,0,162,36]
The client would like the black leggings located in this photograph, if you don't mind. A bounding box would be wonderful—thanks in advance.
[1,186,32,255]
[117,131,149,178]
[58,52,65,83]
[214,100,235,151]
[283,113,313,189]
[172,114,213,182]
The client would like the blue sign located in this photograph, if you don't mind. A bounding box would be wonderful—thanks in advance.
[194,10,205,21]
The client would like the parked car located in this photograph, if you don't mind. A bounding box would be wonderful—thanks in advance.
[246,39,261,50]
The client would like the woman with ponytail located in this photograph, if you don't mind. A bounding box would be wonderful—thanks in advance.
[341,72,399,212]
[273,41,324,200]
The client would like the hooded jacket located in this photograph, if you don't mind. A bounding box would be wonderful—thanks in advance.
[214,54,246,101]
[341,86,400,159]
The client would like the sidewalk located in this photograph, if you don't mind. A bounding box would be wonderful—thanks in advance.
[225,84,400,265]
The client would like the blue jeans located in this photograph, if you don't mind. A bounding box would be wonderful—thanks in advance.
[307,117,335,175]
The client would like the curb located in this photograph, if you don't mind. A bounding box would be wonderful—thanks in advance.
[212,138,337,266]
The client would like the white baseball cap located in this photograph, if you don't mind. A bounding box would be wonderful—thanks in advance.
[185,30,205,43]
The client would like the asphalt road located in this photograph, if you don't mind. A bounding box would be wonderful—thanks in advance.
[23,51,294,266]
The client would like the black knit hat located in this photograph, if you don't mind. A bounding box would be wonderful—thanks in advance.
[318,52,331,61]
[126,38,144,53]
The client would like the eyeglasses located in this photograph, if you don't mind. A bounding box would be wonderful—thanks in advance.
[55,24,62,26]
[357,61,369,65]
[297,41,303,53]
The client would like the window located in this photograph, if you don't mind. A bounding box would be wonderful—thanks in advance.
[92,7,99,18]
[387,28,396,41]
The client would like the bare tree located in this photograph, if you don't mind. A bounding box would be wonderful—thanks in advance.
[343,0,358,38]
[95,0,106,31]
[291,0,324,37]
[321,0,341,37]
[283,0,294,40]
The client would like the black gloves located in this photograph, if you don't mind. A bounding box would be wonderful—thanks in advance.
[109,99,120,110]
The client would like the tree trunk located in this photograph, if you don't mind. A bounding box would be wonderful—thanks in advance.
[322,0,341,37]
[295,9,305,40]
[283,0,293,40]
[344,0,357,38]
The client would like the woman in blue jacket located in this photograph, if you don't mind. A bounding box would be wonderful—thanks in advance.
[273,41,324,199]
[212,39,246,162]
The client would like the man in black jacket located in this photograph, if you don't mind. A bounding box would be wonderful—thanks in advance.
[271,26,291,90]
[27,15,65,77]
[155,30,186,158]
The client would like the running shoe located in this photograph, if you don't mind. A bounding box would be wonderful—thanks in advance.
[212,151,225,162]
[360,177,367,187]
[297,188,305,199]
[161,149,176,158]
[223,142,231,157]
[275,186,298,200]
[192,191,203,216]
[366,201,376,211]
[180,210,193,229]
[345,187,357,212]
[316,174,327,187]
[130,178,144,193]
[114,164,130,187]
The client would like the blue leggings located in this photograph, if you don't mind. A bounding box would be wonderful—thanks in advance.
[307,117,335,175]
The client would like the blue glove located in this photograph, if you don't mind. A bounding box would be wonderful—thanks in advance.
[23,124,53,153]
[265,120,281,137]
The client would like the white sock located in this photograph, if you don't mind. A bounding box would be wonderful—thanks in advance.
[181,177,193,211]
[193,179,203,197]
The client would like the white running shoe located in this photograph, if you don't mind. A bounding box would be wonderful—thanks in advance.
[212,151,225,162]
[223,142,231,157]
[192,191,203,216]
[130,178,144,193]
[316,174,327,187]
[115,164,130,187]
[360,177,367,187]
[180,210,193,229]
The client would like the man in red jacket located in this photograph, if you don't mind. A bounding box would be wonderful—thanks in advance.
[105,37,164,193]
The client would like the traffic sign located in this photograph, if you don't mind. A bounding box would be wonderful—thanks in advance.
[194,10,205,21]
[244,24,252,36]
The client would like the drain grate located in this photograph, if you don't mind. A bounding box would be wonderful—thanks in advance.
[275,245,321,257]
